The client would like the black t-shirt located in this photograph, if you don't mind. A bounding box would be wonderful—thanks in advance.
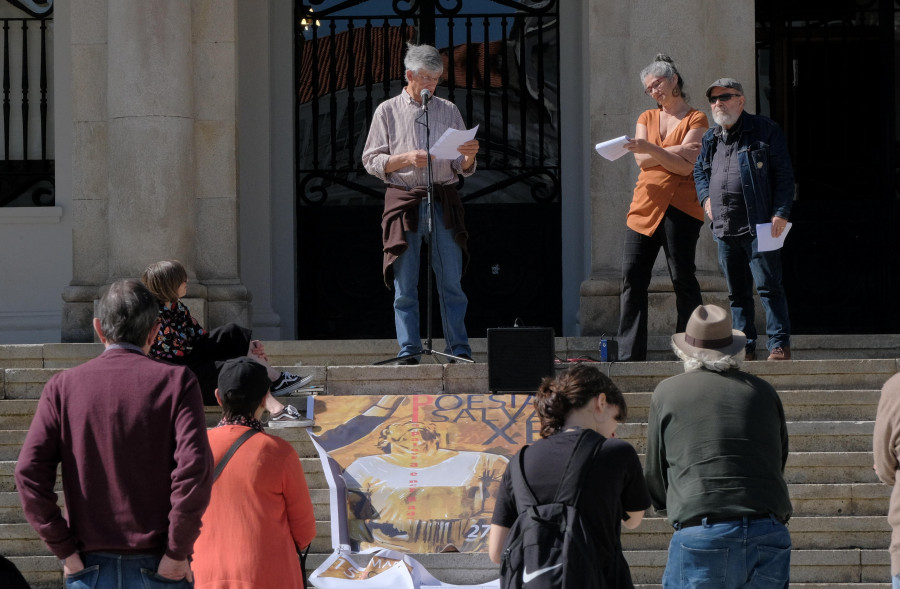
[491,429,651,588]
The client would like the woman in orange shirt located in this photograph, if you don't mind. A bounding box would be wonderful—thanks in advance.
[619,54,708,361]
[192,357,316,588]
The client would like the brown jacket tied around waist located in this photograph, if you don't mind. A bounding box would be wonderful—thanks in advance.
[381,184,469,287]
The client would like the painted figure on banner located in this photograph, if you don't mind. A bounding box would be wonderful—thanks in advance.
[343,419,508,552]
[310,394,539,553]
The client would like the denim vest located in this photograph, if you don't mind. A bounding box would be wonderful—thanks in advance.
[694,111,795,236]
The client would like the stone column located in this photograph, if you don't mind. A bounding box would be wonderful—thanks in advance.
[62,0,249,341]
[579,0,756,353]
[61,0,109,342]
[192,0,250,328]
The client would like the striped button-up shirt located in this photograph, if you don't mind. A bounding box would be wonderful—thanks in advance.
[362,88,477,188]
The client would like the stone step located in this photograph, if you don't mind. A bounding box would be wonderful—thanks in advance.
[608,389,881,423]
[0,417,878,461]
[0,390,882,428]
[0,451,882,493]
[4,549,893,587]
[790,483,890,516]
[5,336,900,370]
[0,482,887,529]
[4,359,898,399]
[4,515,891,556]
[612,420,876,454]
[618,516,891,551]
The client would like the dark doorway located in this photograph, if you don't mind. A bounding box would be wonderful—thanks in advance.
[294,0,562,340]
[756,0,899,333]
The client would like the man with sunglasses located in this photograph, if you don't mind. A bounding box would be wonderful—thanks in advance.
[694,78,795,361]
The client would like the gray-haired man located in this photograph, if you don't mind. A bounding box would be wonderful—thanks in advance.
[362,43,479,364]
[15,280,212,587]
[694,78,795,361]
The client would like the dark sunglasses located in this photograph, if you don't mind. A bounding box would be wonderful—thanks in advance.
[709,93,741,104]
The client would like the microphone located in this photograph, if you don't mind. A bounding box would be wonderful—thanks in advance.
[420,88,432,106]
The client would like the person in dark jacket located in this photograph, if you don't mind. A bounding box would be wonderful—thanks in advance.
[694,78,795,361]
[645,304,792,588]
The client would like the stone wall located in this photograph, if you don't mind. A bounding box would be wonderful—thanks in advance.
[580,0,758,338]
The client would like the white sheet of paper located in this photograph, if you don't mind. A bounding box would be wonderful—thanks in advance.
[594,135,631,161]
[429,124,479,160]
[756,222,793,252]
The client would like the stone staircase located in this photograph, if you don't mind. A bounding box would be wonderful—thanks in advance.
[2,338,900,588]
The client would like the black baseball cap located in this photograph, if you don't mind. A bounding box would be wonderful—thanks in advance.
[217,357,270,402]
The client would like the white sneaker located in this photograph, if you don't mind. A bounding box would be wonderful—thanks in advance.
[271,372,314,397]
[267,404,313,428]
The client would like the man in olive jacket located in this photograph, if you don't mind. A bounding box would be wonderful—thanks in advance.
[644,304,792,588]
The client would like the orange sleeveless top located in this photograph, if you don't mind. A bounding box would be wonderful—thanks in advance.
[626,108,708,236]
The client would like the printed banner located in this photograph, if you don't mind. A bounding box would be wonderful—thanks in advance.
[309,548,500,589]
[309,394,540,554]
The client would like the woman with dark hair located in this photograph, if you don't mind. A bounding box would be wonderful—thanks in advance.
[192,357,316,588]
[618,53,709,361]
[488,364,650,588]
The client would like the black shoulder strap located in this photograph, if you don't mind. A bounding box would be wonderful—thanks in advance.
[553,429,605,506]
[212,428,260,483]
[509,445,539,512]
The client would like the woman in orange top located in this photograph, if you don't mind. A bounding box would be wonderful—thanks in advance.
[618,54,709,361]
[192,357,316,588]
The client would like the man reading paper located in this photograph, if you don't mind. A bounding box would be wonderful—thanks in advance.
[362,43,479,364]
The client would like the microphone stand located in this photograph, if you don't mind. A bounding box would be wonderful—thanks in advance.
[375,89,473,366]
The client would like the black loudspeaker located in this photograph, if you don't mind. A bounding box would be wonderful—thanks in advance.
[487,327,555,393]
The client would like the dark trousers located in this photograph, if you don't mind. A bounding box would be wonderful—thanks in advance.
[714,232,791,352]
[184,323,252,405]
[618,206,703,361]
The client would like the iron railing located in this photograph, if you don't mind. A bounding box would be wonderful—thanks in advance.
[294,0,560,208]
[0,11,53,207]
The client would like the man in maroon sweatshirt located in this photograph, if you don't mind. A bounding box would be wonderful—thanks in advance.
[15,279,213,587]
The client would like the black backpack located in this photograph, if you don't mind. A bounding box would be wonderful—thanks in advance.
[0,555,30,589]
[499,429,612,589]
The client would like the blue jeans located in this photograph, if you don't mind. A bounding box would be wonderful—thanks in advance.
[619,206,703,361]
[714,233,791,352]
[663,516,791,588]
[392,199,470,357]
[65,553,192,589]
[893,573,900,589]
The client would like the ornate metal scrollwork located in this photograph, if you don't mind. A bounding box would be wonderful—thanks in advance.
[300,0,554,18]
[486,0,555,16]
[392,0,419,18]
[298,171,385,206]
[433,0,463,16]
[462,169,560,204]
[4,0,52,18]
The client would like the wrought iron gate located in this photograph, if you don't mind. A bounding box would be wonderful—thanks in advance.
[294,0,561,340]
[756,0,899,333]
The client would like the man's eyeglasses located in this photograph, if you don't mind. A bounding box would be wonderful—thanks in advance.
[644,78,666,95]
[709,93,741,104]
[417,72,441,84]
